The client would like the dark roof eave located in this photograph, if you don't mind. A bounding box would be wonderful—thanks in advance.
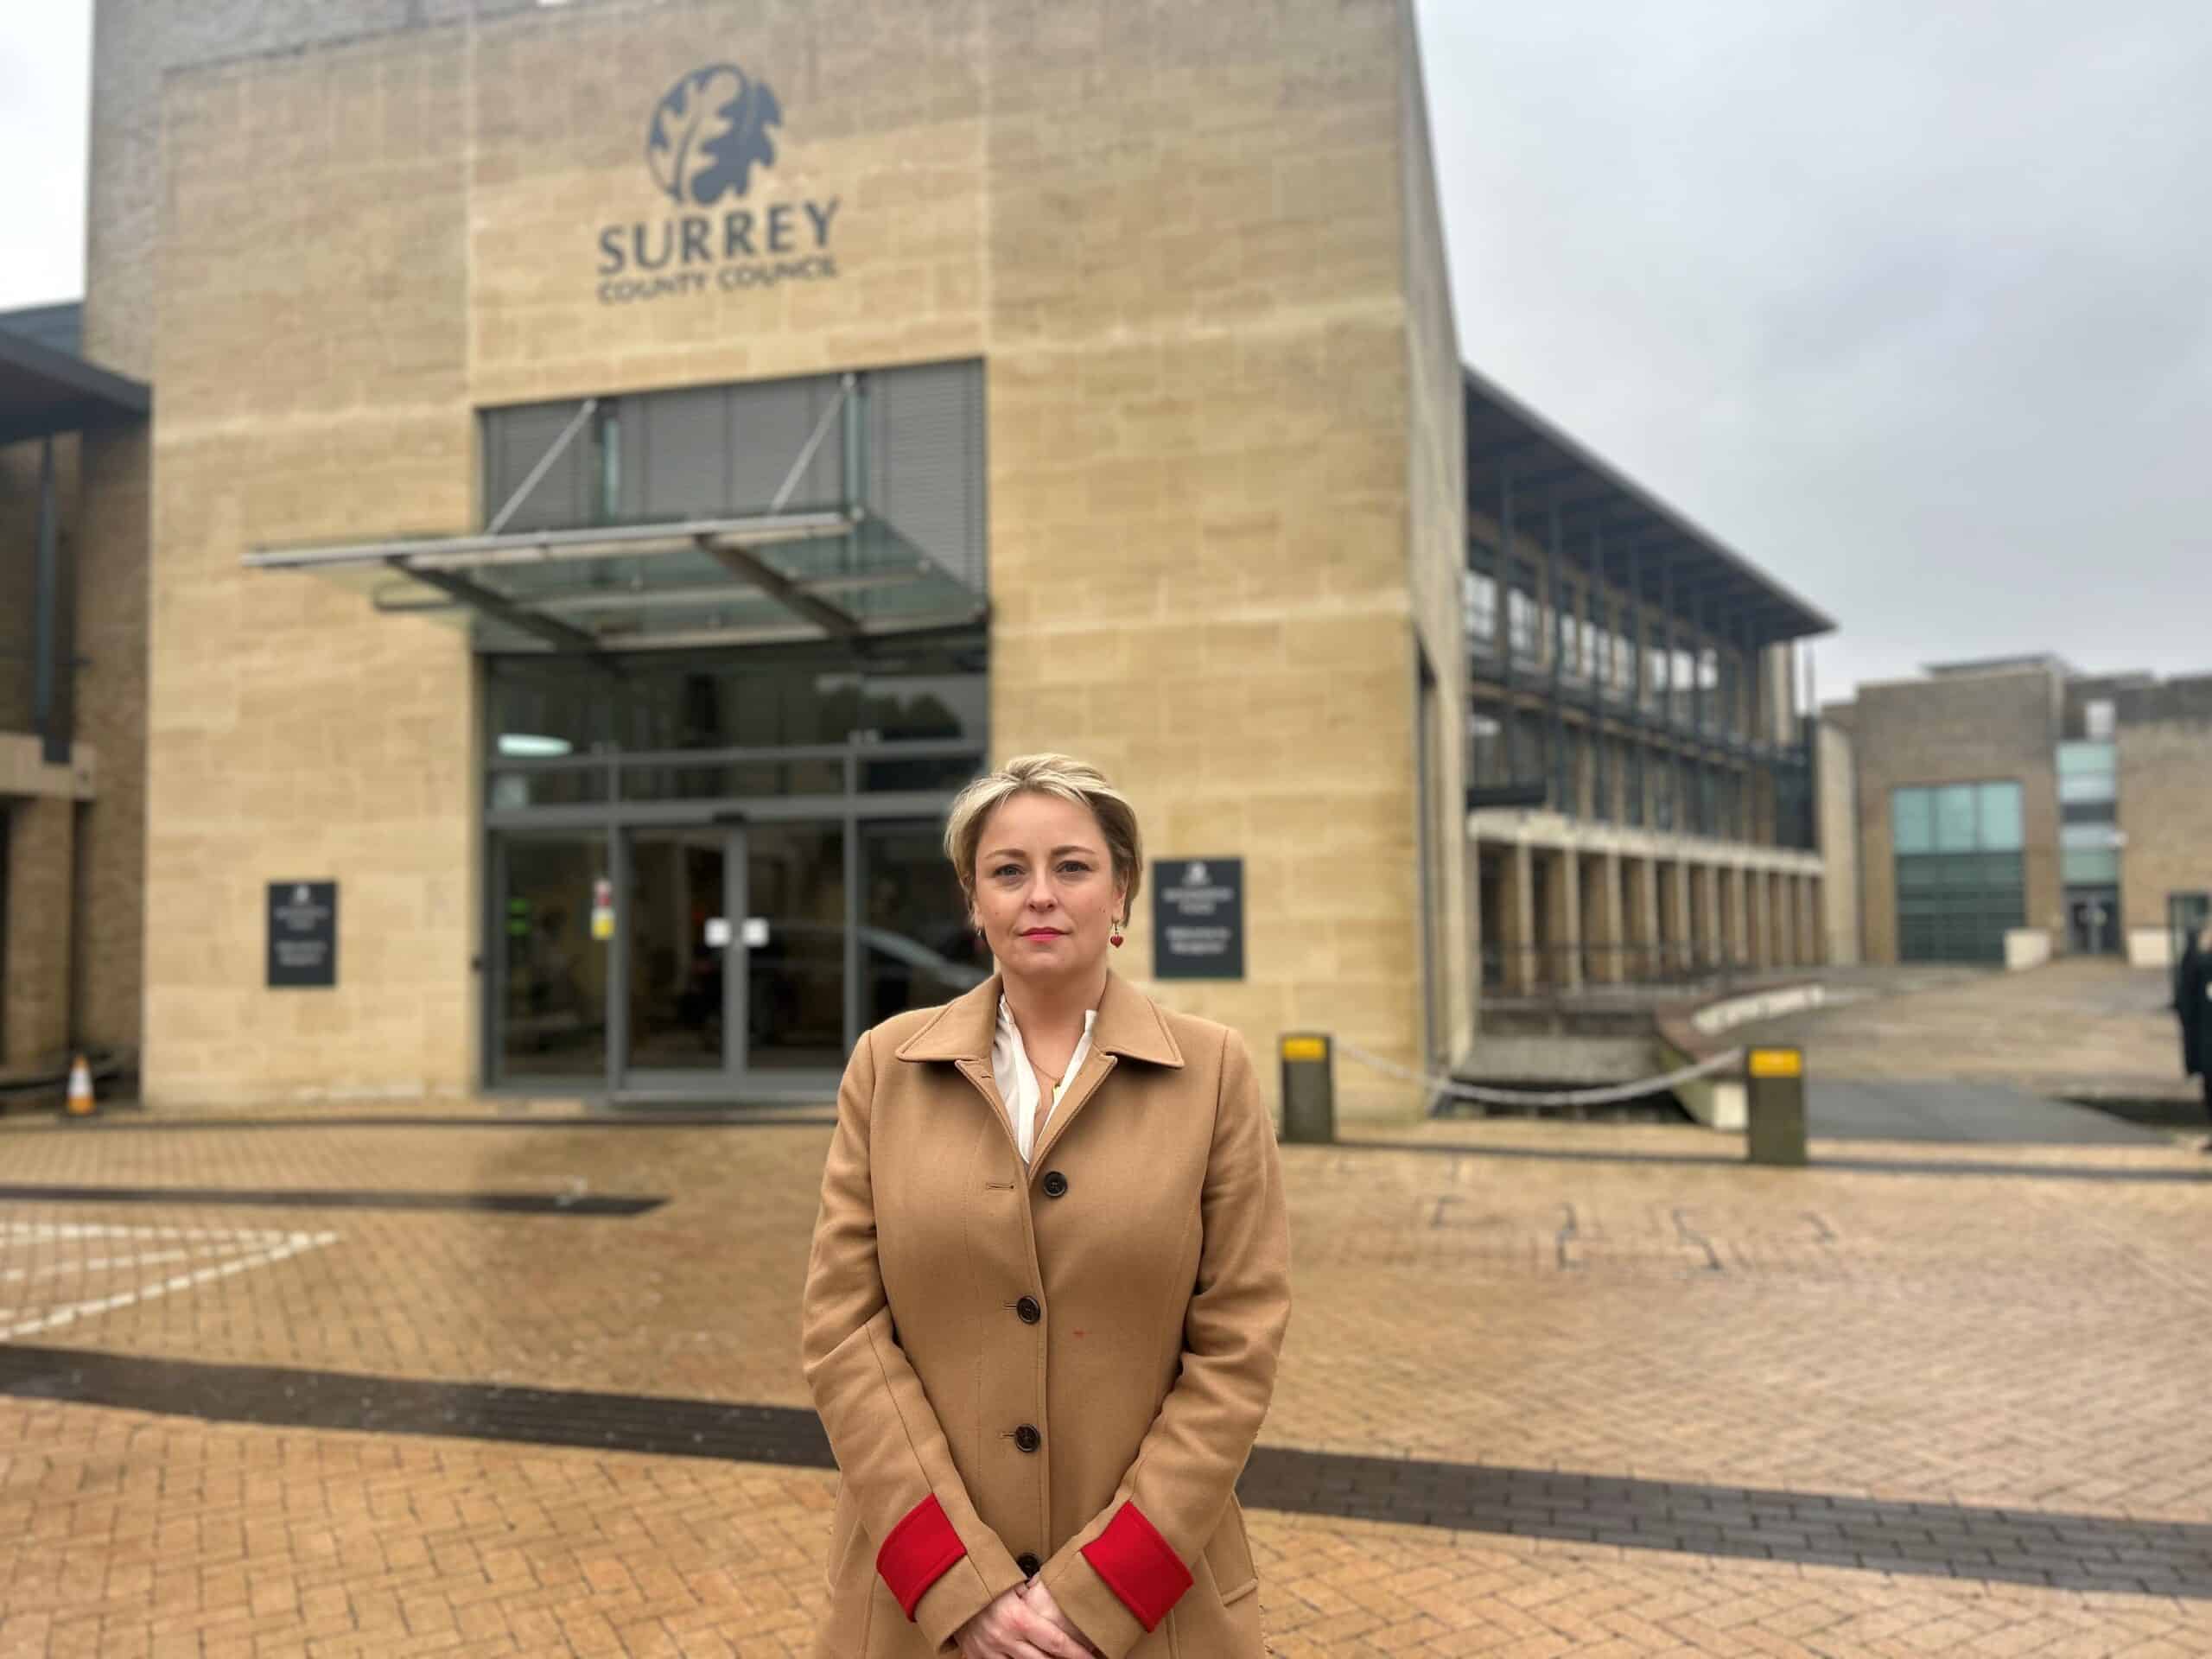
[0,325,151,442]
[1462,362,1834,641]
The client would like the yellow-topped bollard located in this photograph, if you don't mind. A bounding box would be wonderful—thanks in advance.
[1279,1033,1334,1145]
[1744,1046,1805,1166]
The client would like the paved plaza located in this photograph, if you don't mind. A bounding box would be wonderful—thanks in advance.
[0,1099,2207,1657]
[1734,960,2203,1109]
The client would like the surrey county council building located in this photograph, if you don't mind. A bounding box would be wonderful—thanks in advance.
[2,0,1857,1122]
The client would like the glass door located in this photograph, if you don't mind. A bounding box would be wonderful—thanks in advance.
[493,832,611,1087]
[625,827,732,1085]
[738,821,849,1076]
[508,815,983,1100]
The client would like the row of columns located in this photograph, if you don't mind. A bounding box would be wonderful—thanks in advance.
[1488,842,1823,994]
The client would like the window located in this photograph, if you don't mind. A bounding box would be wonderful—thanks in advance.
[2063,849,2121,885]
[1468,704,1505,787]
[2060,823,2122,887]
[1976,782,2025,851]
[1465,570,1498,648]
[2086,699,2115,741]
[1891,790,1935,855]
[2056,741,2116,806]
[1508,589,1539,660]
[1889,781,2027,963]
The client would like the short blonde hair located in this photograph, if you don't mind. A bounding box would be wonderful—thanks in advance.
[944,753,1144,924]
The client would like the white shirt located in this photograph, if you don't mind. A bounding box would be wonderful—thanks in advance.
[991,995,1097,1165]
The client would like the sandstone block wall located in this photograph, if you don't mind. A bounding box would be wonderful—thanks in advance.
[98,0,1453,1116]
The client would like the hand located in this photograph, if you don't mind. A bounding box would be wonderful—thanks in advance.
[1020,1578,1106,1657]
[953,1582,1099,1659]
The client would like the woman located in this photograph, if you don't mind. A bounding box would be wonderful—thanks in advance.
[801,753,1292,1658]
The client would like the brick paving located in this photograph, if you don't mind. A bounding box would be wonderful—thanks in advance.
[0,1113,2208,1653]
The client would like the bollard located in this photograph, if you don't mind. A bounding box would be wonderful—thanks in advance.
[1744,1046,1806,1166]
[1279,1033,1335,1145]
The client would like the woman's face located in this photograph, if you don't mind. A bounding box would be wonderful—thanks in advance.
[969,791,1127,986]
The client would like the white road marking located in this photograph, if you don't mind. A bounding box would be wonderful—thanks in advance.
[0,1225,340,1342]
[1,1243,263,1283]
[0,1221,304,1247]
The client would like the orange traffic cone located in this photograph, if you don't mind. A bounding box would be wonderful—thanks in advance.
[66,1053,95,1116]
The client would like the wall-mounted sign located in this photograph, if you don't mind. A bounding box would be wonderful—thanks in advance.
[1153,858,1244,981]
[267,881,337,989]
[594,60,843,306]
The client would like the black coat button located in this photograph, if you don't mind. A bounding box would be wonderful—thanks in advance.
[1014,1424,1041,1453]
[1041,1171,1069,1198]
[1016,1553,1041,1577]
[1015,1296,1041,1324]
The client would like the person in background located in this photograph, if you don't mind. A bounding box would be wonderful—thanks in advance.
[2180,923,2212,1150]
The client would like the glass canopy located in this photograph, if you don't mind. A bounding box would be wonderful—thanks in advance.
[243,505,987,653]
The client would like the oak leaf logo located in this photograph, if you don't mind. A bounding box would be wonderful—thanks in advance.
[645,63,782,207]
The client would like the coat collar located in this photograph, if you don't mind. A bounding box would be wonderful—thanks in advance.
[893,969,1185,1069]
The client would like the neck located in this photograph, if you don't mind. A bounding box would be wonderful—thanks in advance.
[1001,958,1109,1048]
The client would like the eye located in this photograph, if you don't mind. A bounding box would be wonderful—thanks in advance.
[1058,861,1092,875]
[990,863,1022,880]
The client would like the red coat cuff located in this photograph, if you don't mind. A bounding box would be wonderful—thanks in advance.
[877,1494,968,1620]
[1078,1501,1193,1631]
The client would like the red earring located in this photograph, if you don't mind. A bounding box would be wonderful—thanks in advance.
[1110,925,1125,948]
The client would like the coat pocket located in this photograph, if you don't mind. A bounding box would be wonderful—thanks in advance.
[1204,1497,1258,1605]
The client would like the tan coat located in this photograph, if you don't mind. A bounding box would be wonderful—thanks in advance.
[801,971,1292,1657]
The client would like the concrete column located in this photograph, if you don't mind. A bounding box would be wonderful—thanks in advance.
[1799,875,1821,967]
[1745,868,1769,969]
[1771,871,1794,968]
[1689,864,1713,972]
[1465,837,1484,1014]
[3,798,76,1066]
[1499,842,1535,995]
[1721,865,1746,970]
[1580,850,1624,983]
[1655,860,1681,976]
[1543,847,1581,992]
[1625,856,1660,982]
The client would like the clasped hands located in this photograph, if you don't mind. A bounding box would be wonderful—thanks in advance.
[953,1573,1105,1659]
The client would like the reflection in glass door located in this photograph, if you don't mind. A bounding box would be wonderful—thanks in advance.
[496,834,610,1083]
[742,822,848,1071]
[627,829,729,1077]
[861,820,990,1027]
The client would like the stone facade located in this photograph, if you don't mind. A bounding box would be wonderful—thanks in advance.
[1849,664,2062,963]
[94,0,1463,1114]
[2113,676,2212,964]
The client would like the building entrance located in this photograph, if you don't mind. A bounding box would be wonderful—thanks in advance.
[2065,887,2120,957]
[490,804,985,1102]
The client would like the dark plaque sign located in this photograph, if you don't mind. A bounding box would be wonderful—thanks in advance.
[267,880,338,989]
[1152,857,1244,981]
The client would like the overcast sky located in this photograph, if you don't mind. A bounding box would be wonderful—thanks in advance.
[5,1,2208,698]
